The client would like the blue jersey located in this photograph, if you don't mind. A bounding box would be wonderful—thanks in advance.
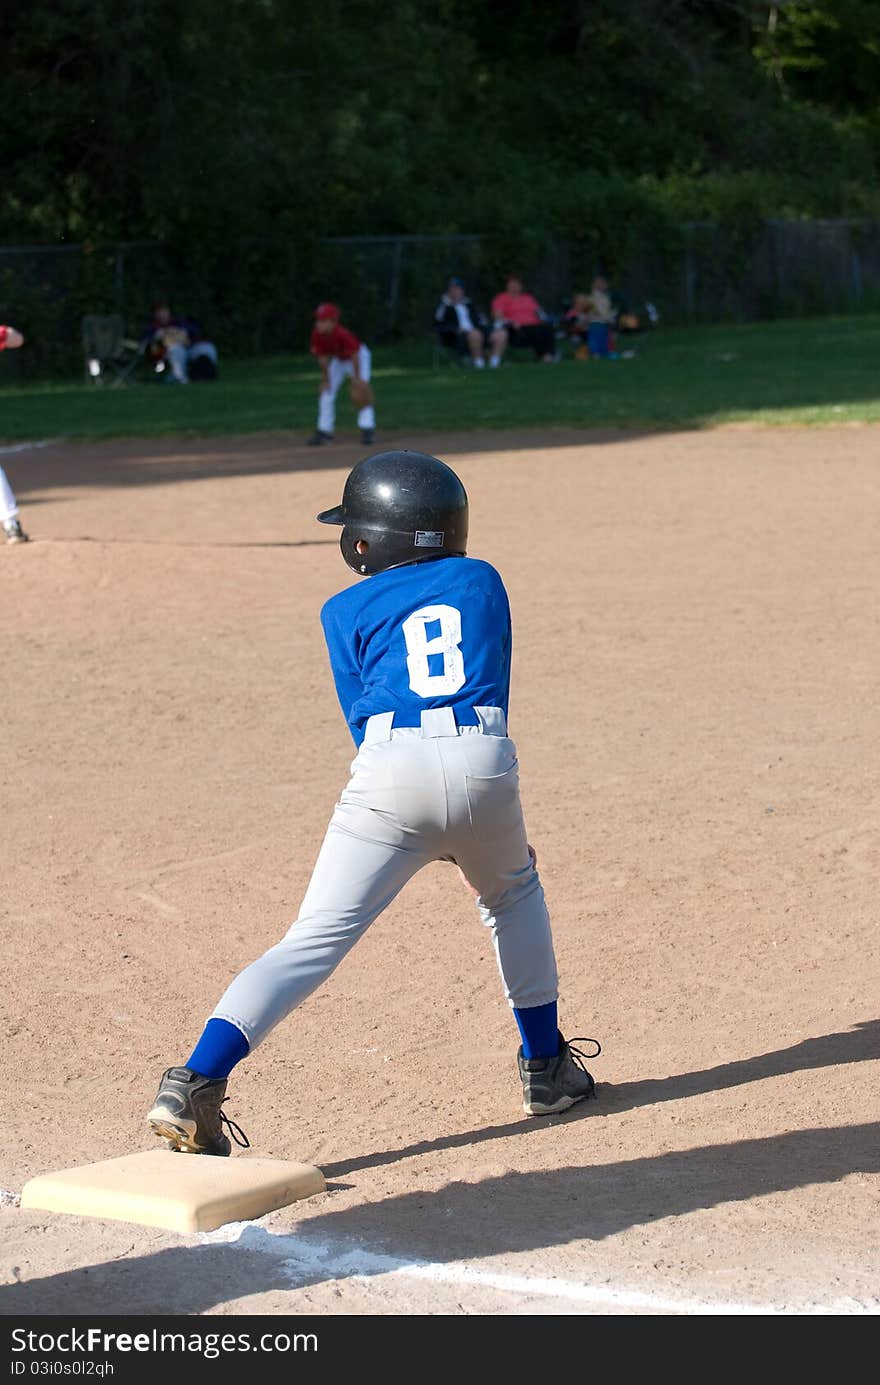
[320,556,512,746]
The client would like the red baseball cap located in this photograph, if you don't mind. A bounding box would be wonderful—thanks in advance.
[313,302,340,321]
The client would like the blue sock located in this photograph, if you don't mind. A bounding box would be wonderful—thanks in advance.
[513,1001,559,1059]
[186,1018,250,1080]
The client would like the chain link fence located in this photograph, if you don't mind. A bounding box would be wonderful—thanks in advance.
[607,218,880,325]
[2,220,880,377]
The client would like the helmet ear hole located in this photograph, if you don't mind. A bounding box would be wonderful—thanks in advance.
[340,528,368,574]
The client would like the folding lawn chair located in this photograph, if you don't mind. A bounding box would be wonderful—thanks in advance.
[81,314,145,386]
[430,330,472,370]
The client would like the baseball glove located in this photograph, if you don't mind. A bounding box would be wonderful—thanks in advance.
[349,377,374,409]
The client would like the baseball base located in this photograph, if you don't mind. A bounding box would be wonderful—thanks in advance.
[20,1148,325,1233]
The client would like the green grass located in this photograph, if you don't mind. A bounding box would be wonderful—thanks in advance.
[2,314,880,444]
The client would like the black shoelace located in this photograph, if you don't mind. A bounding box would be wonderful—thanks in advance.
[565,1037,601,1095]
[220,1100,250,1149]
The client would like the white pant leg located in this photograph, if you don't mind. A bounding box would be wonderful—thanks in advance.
[166,342,188,382]
[318,356,351,434]
[210,823,427,1049]
[439,734,559,1010]
[208,743,439,1049]
[355,345,375,430]
[0,465,19,524]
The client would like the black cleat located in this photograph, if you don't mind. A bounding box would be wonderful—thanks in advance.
[147,1066,249,1155]
[518,1033,600,1116]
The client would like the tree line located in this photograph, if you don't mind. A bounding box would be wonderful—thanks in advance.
[2,1,879,368]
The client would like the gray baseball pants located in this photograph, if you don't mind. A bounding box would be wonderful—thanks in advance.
[209,705,559,1050]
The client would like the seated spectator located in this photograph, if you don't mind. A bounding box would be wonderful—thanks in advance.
[432,277,504,369]
[562,292,593,360]
[142,301,219,383]
[490,275,557,364]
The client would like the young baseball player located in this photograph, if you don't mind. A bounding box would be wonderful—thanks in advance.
[0,325,30,544]
[147,449,599,1155]
[307,303,376,447]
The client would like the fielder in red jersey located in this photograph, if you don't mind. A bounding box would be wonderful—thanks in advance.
[307,303,376,447]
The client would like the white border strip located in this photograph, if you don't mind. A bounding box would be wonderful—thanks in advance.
[200,1222,876,1316]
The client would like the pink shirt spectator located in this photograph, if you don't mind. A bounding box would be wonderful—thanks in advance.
[491,290,544,328]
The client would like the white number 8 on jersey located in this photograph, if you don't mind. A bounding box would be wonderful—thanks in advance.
[402,604,466,696]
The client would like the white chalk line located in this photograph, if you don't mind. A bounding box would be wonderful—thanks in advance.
[6,1188,871,1314]
[199,1221,877,1316]
[0,439,59,456]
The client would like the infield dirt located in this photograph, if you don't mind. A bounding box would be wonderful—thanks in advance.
[1,424,877,1315]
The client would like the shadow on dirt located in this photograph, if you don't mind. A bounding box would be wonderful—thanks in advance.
[9,427,658,502]
[321,1017,880,1177]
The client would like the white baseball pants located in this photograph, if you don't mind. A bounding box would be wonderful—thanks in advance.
[318,345,375,434]
[209,707,559,1051]
[0,465,19,524]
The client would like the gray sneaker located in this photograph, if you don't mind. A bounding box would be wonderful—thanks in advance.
[3,519,29,544]
[518,1034,600,1116]
[147,1066,249,1155]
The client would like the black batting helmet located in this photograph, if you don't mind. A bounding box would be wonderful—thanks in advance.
[317,450,469,575]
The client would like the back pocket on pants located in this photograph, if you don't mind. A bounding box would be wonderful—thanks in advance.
[464,761,524,843]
